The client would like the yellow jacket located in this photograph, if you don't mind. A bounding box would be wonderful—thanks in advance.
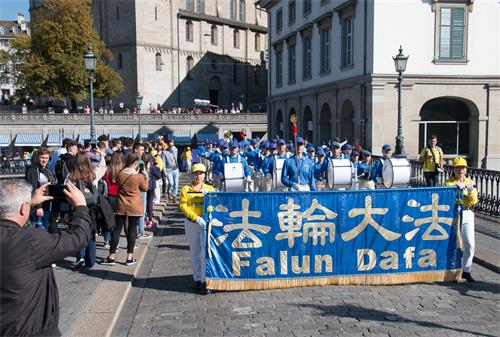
[444,176,478,208]
[180,183,216,222]
[155,155,164,171]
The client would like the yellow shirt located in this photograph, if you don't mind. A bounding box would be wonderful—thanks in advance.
[155,155,164,171]
[420,146,443,173]
[180,183,216,222]
[443,176,478,208]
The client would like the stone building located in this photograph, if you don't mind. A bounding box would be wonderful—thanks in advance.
[0,13,30,103]
[258,0,500,169]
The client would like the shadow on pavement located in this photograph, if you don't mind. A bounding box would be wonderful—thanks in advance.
[133,274,197,294]
[156,244,189,250]
[296,303,496,337]
[435,280,500,298]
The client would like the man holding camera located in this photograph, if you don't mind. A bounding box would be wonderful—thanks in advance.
[419,134,444,187]
[0,180,91,337]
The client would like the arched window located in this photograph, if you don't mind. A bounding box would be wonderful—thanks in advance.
[340,100,355,142]
[211,25,217,45]
[117,52,123,69]
[233,29,240,49]
[155,52,162,71]
[187,56,194,79]
[239,0,246,21]
[186,21,193,42]
[254,33,260,51]
[0,27,5,35]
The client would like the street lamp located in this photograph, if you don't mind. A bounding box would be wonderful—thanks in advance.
[393,45,409,156]
[83,48,97,142]
[136,92,143,142]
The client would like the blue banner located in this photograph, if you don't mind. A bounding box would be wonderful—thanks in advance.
[205,187,462,290]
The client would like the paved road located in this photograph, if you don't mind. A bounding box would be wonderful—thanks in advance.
[112,175,500,337]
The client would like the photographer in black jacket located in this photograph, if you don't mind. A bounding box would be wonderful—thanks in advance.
[0,180,90,337]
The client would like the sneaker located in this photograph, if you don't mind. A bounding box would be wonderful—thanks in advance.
[125,258,137,266]
[150,221,158,228]
[104,242,110,249]
[137,233,152,240]
[51,263,57,268]
[75,258,85,268]
[200,282,211,295]
[194,281,202,291]
[101,257,115,266]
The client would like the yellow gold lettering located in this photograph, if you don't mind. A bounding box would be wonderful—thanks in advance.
[314,255,333,273]
[256,256,275,276]
[291,255,310,274]
[418,249,437,268]
[232,251,250,276]
[380,251,398,270]
[280,250,288,275]
[357,249,376,271]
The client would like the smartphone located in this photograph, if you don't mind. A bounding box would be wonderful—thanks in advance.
[48,184,66,198]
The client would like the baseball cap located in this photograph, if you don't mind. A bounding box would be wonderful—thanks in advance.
[330,141,341,148]
[278,139,286,145]
[362,150,372,157]
[229,140,239,148]
[382,144,392,151]
[453,157,468,167]
[351,150,359,157]
[295,137,304,144]
[341,144,353,151]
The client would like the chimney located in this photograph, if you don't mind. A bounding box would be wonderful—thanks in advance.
[17,13,26,31]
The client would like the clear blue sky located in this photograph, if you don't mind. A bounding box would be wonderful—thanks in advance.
[0,0,30,21]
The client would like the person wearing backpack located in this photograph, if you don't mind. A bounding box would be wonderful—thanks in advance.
[419,134,444,187]
[102,153,148,266]
[69,153,99,268]
[143,154,162,228]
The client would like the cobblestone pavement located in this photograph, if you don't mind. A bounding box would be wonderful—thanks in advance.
[113,180,500,337]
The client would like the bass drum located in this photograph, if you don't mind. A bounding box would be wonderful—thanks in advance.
[382,158,411,188]
[273,158,286,189]
[327,159,352,189]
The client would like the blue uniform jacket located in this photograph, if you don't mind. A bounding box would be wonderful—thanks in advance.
[313,160,327,181]
[281,156,316,191]
[357,161,371,180]
[370,158,385,182]
[215,154,251,178]
[244,147,260,167]
[269,152,292,175]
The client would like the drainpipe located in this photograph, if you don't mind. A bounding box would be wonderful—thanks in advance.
[177,12,181,107]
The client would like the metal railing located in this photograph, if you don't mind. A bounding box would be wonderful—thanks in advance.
[410,160,500,217]
[0,159,30,177]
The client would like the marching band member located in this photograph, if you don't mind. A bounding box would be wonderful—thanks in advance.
[350,151,360,190]
[371,144,392,188]
[358,150,374,190]
[243,139,260,191]
[211,141,225,190]
[307,145,316,161]
[215,140,251,191]
[329,141,341,159]
[281,137,316,192]
[340,143,353,159]
[443,157,478,282]
[255,141,272,191]
[313,147,327,191]
[179,163,216,294]
[269,139,292,191]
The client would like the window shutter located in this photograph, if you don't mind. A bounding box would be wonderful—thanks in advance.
[450,8,465,59]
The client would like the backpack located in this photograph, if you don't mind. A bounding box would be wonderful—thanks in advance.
[55,159,69,184]
[98,178,109,198]
[77,179,99,206]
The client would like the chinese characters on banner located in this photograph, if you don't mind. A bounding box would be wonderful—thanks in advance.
[205,187,462,290]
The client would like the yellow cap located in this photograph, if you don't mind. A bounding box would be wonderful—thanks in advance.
[192,163,206,173]
[453,157,468,167]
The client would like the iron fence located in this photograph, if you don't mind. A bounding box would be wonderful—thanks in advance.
[0,159,30,177]
[410,160,500,217]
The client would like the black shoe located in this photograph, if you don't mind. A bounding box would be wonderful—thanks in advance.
[462,272,475,282]
[194,281,202,291]
[199,282,211,295]
[101,257,115,266]
[125,258,137,266]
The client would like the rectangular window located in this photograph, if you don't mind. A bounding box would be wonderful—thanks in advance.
[155,7,158,21]
[276,9,283,32]
[303,0,311,16]
[186,0,192,12]
[230,0,236,19]
[438,7,465,60]
[116,6,120,20]
[302,36,311,80]
[239,0,246,21]
[419,121,469,155]
[276,50,283,88]
[288,44,296,84]
[342,17,354,67]
[289,1,296,25]
[255,33,260,51]
[320,28,331,73]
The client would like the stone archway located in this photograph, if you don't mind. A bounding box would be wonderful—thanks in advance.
[319,103,331,144]
[276,109,283,138]
[302,106,313,141]
[340,100,355,142]
[419,97,475,156]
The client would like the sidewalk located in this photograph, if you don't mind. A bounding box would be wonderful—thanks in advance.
[54,197,170,337]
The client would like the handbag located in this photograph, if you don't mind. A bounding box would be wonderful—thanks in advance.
[427,147,443,173]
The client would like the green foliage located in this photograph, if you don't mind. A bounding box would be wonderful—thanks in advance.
[10,0,123,101]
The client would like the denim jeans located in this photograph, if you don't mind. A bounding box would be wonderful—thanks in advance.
[166,168,180,197]
[137,192,147,236]
[76,231,96,268]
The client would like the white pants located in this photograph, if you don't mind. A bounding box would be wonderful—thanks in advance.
[184,219,206,282]
[246,166,255,192]
[153,180,161,204]
[461,210,475,273]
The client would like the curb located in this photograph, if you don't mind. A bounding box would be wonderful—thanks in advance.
[64,199,170,337]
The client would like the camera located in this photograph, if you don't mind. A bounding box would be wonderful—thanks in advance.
[138,163,145,172]
[48,184,67,198]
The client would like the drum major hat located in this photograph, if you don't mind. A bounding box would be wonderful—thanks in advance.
[453,157,468,167]
[192,163,206,173]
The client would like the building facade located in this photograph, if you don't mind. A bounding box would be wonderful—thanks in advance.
[259,0,500,169]
[0,13,30,103]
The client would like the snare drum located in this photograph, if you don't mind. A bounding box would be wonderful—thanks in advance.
[327,159,353,189]
[224,162,245,191]
[382,158,411,188]
[273,158,286,189]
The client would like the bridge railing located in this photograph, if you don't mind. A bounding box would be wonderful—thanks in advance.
[0,160,30,177]
[409,160,500,217]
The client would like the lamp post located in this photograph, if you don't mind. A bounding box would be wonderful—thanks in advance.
[136,92,143,142]
[83,48,97,142]
[393,45,409,156]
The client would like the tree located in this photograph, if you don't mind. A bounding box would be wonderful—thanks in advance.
[10,0,123,103]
